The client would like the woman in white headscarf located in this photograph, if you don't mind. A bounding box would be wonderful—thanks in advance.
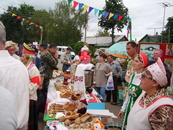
[5,41,20,60]
[126,58,173,130]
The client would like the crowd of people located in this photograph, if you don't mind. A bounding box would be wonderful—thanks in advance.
[0,20,173,130]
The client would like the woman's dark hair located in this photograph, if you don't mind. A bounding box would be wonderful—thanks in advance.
[165,67,172,87]
[100,53,107,59]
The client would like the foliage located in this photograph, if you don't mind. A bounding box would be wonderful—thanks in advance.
[47,1,88,46]
[73,42,85,54]
[73,42,95,57]
[0,4,41,43]
[0,1,88,45]
[161,16,173,43]
[95,29,110,36]
[98,0,129,44]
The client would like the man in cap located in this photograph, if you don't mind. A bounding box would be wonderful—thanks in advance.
[0,21,29,130]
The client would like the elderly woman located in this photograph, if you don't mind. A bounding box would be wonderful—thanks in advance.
[21,46,41,130]
[118,53,149,130]
[5,41,20,60]
[95,53,112,102]
[126,57,173,130]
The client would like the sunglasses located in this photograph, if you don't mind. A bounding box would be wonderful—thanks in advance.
[141,74,153,80]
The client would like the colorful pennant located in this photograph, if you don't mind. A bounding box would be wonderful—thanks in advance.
[83,5,89,12]
[94,8,99,16]
[25,20,30,23]
[118,16,124,21]
[78,3,84,10]
[68,0,73,5]
[12,13,17,17]
[104,12,109,19]
[17,16,22,19]
[88,7,93,14]
[108,13,114,19]
[73,1,78,9]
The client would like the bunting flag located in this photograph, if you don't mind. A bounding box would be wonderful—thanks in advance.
[94,8,99,16]
[118,16,124,21]
[83,5,89,12]
[0,7,44,42]
[98,10,104,17]
[88,7,93,14]
[25,20,30,23]
[104,12,109,19]
[12,13,17,17]
[78,3,84,10]
[35,24,39,27]
[108,13,114,19]
[39,26,43,31]
[1,8,7,11]
[123,17,127,21]
[66,0,132,40]
[17,16,22,19]
[73,1,78,9]
[114,14,119,20]
[127,18,132,41]
[68,0,73,5]
[29,22,34,25]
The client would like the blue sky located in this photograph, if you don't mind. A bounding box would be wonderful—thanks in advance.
[0,0,173,41]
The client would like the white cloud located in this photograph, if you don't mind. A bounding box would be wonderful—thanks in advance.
[0,0,173,41]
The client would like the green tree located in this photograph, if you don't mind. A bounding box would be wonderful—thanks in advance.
[95,29,110,36]
[161,16,173,43]
[0,3,36,44]
[48,1,88,46]
[98,0,129,44]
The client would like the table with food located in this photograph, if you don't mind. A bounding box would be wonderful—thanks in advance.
[43,67,117,130]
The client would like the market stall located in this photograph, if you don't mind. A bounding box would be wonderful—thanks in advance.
[43,69,118,130]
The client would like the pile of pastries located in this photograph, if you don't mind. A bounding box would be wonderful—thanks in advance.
[55,82,83,100]
[48,102,93,129]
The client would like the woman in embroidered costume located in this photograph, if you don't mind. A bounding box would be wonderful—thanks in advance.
[21,43,41,130]
[126,57,173,130]
[118,53,149,130]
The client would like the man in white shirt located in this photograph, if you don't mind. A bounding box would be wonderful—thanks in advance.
[0,21,29,130]
[0,85,17,130]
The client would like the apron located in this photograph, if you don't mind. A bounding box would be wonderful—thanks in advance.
[121,73,142,130]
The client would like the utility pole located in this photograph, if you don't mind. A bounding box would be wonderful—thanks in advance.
[159,2,173,31]
[158,2,173,42]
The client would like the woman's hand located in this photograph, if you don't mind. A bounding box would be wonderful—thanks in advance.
[105,72,112,77]
[118,111,124,118]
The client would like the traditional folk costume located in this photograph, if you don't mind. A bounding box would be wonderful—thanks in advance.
[127,58,173,130]
[121,53,148,130]
[23,43,41,130]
